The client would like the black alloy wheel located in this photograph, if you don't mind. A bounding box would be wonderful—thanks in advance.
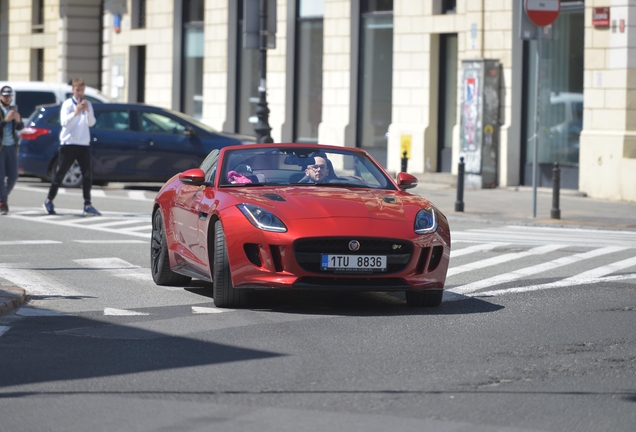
[151,210,192,286]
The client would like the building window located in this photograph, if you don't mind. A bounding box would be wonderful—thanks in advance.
[30,49,44,81]
[357,0,393,164]
[182,0,204,120]
[236,0,259,136]
[437,34,458,173]
[132,0,147,29]
[433,0,456,15]
[32,0,44,33]
[294,0,324,143]
[522,3,584,189]
[442,0,456,14]
[130,45,146,103]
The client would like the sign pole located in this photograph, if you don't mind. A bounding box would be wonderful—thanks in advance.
[523,0,560,218]
[532,35,541,218]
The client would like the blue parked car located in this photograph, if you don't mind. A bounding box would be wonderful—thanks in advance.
[18,103,255,187]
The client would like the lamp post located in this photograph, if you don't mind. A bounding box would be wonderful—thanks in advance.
[254,0,273,143]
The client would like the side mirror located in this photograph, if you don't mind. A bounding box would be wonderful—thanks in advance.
[179,168,210,186]
[396,172,418,190]
[184,127,195,137]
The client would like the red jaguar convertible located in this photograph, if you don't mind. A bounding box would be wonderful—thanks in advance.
[151,144,451,308]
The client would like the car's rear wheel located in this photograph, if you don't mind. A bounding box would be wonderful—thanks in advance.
[48,159,83,188]
[405,290,443,307]
[212,220,247,308]
[151,210,192,286]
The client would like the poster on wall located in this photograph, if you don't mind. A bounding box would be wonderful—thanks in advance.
[461,68,482,174]
[459,59,501,187]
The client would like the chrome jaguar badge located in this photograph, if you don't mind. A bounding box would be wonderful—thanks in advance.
[348,240,360,251]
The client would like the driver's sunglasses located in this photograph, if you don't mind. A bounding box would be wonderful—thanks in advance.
[308,164,327,171]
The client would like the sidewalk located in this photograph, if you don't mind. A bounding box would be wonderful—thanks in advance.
[2,174,635,317]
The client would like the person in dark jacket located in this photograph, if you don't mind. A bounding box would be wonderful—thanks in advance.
[0,85,24,215]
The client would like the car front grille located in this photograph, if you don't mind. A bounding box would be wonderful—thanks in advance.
[294,237,413,274]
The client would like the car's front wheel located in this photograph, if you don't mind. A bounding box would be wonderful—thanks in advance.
[212,220,247,308]
[151,210,192,286]
[405,290,443,307]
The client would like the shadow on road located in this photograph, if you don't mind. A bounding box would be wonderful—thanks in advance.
[185,282,503,316]
[0,313,281,389]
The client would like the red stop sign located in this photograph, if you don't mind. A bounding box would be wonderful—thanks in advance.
[525,0,560,27]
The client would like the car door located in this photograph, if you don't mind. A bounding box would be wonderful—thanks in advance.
[172,150,220,274]
[90,108,144,181]
[134,109,206,181]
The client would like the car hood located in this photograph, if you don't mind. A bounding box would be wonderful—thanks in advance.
[224,186,434,221]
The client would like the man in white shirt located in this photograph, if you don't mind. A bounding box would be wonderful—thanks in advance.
[43,77,100,216]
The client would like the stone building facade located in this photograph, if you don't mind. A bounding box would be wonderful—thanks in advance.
[1,0,634,202]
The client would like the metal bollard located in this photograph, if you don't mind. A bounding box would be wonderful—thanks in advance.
[401,151,408,172]
[551,162,561,219]
[455,157,465,212]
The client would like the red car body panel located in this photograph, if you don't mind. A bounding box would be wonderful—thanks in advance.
[154,144,451,294]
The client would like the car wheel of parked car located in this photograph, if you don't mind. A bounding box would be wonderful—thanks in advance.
[48,160,83,188]
[212,220,247,308]
[405,290,443,307]
[151,210,192,286]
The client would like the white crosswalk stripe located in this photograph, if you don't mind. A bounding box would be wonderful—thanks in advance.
[7,207,151,238]
[452,245,628,294]
[73,257,181,290]
[453,225,636,247]
[0,263,83,297]
[450,242,509,258]
[447,244,564,277]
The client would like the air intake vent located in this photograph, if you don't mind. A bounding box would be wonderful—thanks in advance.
[244,244,261,267]
[428,246,443,271]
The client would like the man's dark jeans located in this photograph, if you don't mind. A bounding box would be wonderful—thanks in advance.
[47,144,93,205]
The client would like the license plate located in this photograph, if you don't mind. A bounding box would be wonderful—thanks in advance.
[321,254,387,272]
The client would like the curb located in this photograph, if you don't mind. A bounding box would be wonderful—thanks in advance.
[0,285,27,317]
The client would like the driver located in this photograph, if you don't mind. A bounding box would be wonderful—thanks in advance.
[304,155,330,183]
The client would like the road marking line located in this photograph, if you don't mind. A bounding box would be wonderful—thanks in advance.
[118,224,152,232]
[91,190,106,197]
[8,212,150,238]
[452,246,628,294]
[0,263,82,297]
[447,244,565,277]
[192,306,232,314]
[0,240,62,246]
[73,257,180,289]
[83,219,148,228]
[104,308,149,316]
[453,226,636,247]
[450,242,509,258]
[475,256,636,297]
[128,191,149,200]
[0,326,10,337]
[73,240,147,244]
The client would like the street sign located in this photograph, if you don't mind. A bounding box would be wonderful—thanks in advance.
[525,0,560,27]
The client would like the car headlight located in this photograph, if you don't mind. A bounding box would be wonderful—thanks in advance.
[237,204,287,232]
[414,208,437,234]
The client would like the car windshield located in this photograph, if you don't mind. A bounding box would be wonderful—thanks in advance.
[219,147,395,190]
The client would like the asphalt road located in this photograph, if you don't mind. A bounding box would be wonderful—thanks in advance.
[0,179,635,432]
